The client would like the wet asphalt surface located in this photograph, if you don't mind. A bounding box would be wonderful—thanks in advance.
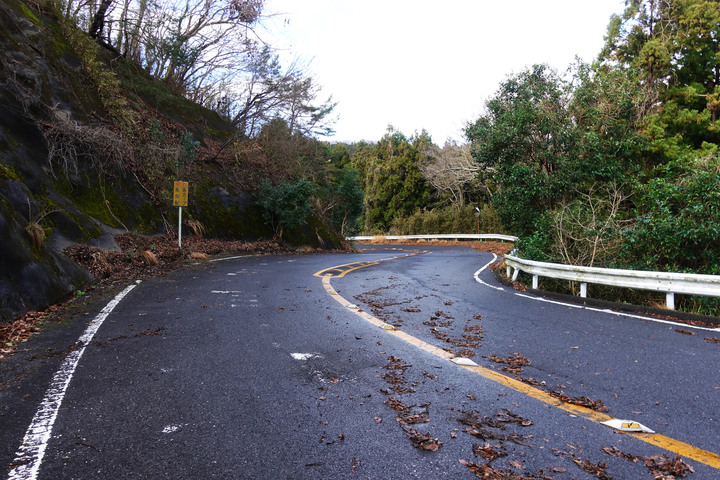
[1,245,719,479]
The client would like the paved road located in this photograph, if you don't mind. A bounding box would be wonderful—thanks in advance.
[2,245,719,479]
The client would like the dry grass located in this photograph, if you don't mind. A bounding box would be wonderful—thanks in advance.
[141,250,158,265]
[186,219,205,238]
[25,222,46,249]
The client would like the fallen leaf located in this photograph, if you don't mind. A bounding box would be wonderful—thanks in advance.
[642,454,694,478]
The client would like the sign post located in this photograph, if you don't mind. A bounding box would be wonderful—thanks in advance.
[173,181,188,248]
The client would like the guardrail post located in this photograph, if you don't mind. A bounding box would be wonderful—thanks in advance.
[506,265,511,278]
[580,283,587,298]
[666,292,675,310]
[532,275,538,289]
[511,268,519,282]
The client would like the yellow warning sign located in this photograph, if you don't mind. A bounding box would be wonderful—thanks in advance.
[173,181,188,207]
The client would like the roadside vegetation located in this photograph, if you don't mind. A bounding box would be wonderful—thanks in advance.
[4,0,719,320]
[337,1,720,315]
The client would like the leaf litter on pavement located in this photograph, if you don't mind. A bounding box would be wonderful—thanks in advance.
[2,233,322,359]
[602,446,695,479]
[356,254,694,478]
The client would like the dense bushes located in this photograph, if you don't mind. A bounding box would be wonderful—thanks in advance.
[389,205,504,236]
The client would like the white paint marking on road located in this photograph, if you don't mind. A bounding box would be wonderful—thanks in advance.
[162,424,184,434]
[473,254,504,291]
[7,283,139,480]
[515,293,720,332]
[209,255,252,263]
[473,255,720,333]
[291,353,319,361]
[211,290,243,294]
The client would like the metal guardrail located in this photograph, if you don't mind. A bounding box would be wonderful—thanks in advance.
[348,234,519,242]
[504,254,720,310]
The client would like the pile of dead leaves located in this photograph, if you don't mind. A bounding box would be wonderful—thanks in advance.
[2,232,324,358]
[0,302,68,360]
[65,233,291,283]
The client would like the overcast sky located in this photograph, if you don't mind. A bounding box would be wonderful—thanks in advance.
[261,1,626,144]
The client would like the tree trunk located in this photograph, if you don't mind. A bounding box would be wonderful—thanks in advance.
[89,0,113,39]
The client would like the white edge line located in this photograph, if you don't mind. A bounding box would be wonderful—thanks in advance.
[473,253,504,291]
[208,255,252,263]
[7,282,139,480]
[473,257,720,333]
[514,293,720,332]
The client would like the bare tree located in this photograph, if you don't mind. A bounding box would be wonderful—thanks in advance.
[419,140,482,207]
[550,182,632,267]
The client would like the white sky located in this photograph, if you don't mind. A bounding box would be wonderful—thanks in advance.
[261,0,626,144]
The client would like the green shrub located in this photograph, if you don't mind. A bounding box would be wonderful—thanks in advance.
[388,204,505,235]
[256,178,316,239]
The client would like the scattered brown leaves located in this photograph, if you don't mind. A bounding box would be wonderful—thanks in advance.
[704,337,720,344]
[385,397,409,412]
[473,442,508,460]
[453,349,477,358]
[675,329,697,335]
[549,392,609,412]
[488,353,531,374]
[458,459,551,480]
[602,447,694,479]
[601,446,638,462]
[458,409,533,447]
[569,453,611,480]
[396,403,431,425]
[430,328,449,342]
[642,454,694,478]
[403,427,443,451]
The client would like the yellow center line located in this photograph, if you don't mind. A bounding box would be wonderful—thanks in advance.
[319,272,720,470]
[313,250,427,278]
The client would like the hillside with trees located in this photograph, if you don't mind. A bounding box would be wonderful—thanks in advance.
[1,0,718,322]
[0,0,363,323]
[340,0,719,314]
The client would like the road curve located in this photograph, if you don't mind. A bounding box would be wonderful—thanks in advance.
[2,245,718,479]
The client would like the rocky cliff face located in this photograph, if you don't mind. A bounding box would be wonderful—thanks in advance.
[0,0,95,321]
[0,0,341,323]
